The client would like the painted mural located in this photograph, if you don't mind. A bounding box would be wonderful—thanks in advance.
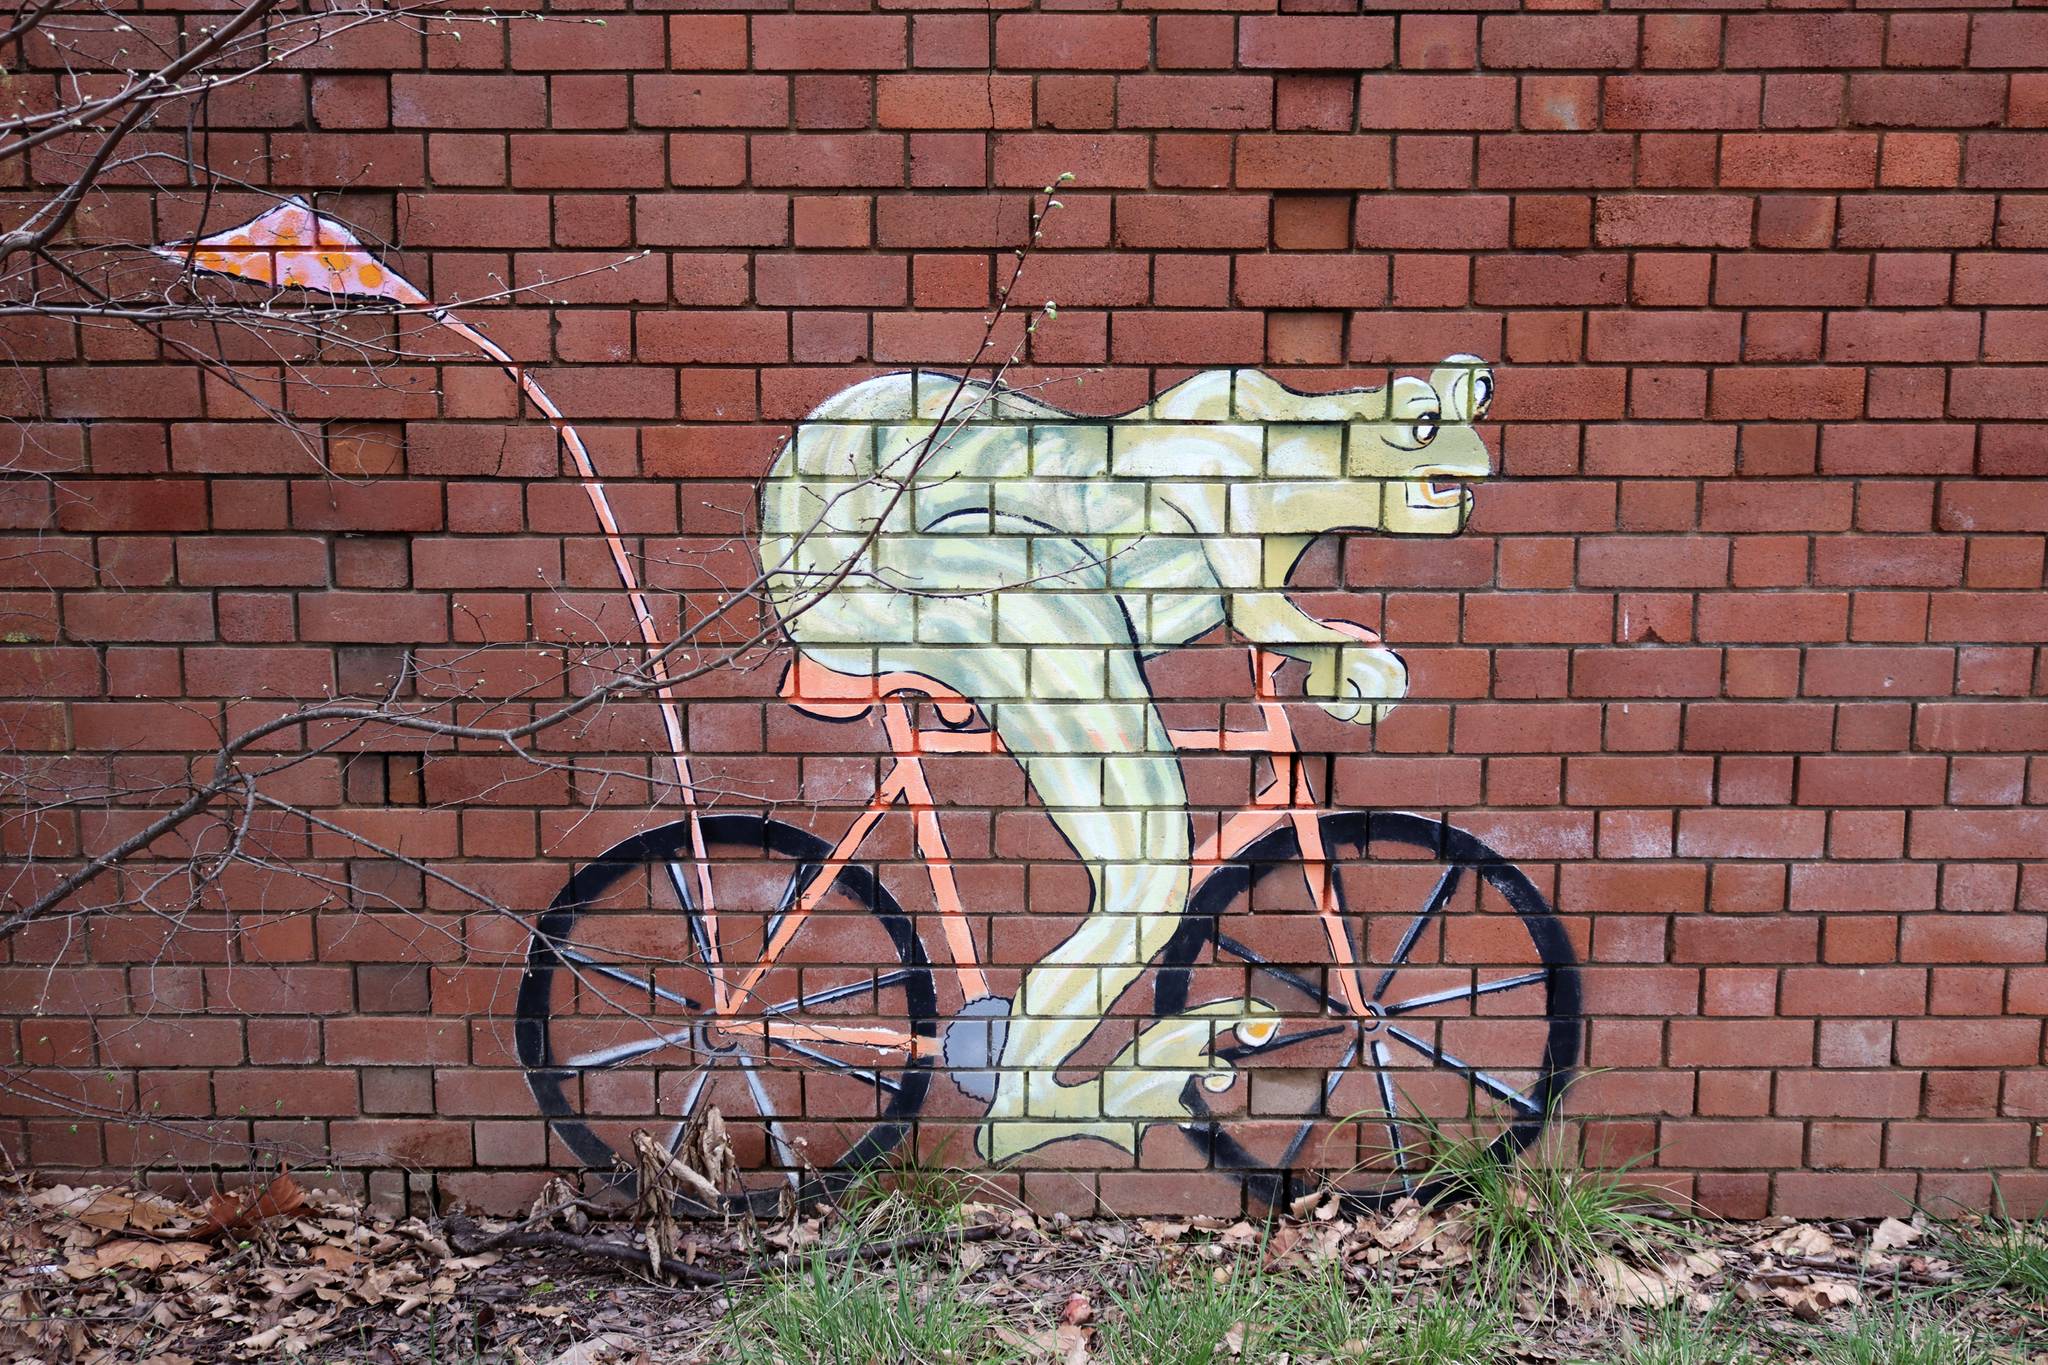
[534,364,1583,1211]
[168,203,1581,1213]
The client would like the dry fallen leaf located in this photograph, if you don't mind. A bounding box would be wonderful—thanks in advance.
[544,1332,640,1365]
[195,1171,308,1240]
[1758,1222,1838,1259]
[76,1188,186,1234]
[1777,1277,1861,1322]
[1871,1217,1921,1252]
[65,1239,210,1279]
[310,1244,363,1272]
[1592,1255,1684,1309]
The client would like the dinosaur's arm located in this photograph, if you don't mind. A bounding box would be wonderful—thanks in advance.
[1203,534,1356,662]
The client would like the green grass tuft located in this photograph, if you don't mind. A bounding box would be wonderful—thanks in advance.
[1937,1196,2048,1303]
[725,1253,1010,1365]
[1097,1259,1297,1365]
[1401,1121,1685,1300]
[1608,1300,1762,1365]
[1365,1292,1513,1365]
[832,1142,986,1239]
[1260,1268,1513,1365]
[1811,1304,1989,1365]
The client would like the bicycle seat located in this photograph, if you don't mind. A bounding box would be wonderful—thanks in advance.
[781,653,980,727]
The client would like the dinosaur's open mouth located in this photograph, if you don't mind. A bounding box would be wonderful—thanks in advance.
[1407,474,1469,509]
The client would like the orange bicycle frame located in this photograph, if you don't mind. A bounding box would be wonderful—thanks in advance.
[696,631,1382,1065]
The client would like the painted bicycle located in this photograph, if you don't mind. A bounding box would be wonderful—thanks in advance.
[516,631,1583,1213]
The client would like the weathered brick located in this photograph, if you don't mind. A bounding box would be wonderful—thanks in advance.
[753,16,907,72]
[1239,18,1393,72]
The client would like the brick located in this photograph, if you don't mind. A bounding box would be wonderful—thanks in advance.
[994,133,1149,190]
[750,135,904,189]
[671,14,747,70]
[1110,311,1263,365]
[1711,367,1864,421]
[1956,255,2048,307]
[1358,76,1514,132]
[1481,16,1637,70]
[1239,18,1393,71]
[878,75,1032,130]
[636,76,790,129]
[637,312,788,366]
[1727,15,1885,70]
[1838,194,1995,248]
[1964,134,2048,189]
[1605,76,1760,130]
[1594,195,1752,248]
[1235,135,1388,190]
[507,15,662,72]
[1825,312,1980,364]
[1117,77,1272,131]
[635,194,788,248]
[1721,135,1879,190]
[884,197,1040,250]
[753,16,906,72]
[996,15,1150,72]
[510,134,664,189]
[1114,195,1268,250]
[391,75,546,130]
[1849,74,2006,129]
[1477,135,1633,189]
[1233,255,1386,309]
[331,1119,473,1167]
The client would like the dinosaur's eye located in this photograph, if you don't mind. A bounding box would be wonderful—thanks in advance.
[1472,372,1493,417]
[1405,411,1440,448]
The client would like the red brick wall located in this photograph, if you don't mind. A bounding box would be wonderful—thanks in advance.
[3,1,2046,1222]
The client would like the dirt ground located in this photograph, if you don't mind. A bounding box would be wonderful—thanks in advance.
[1,1162,2042,1365]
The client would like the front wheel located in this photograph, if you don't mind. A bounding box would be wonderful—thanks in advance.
[1153,811,1582,1212]
[516,814,937,1212]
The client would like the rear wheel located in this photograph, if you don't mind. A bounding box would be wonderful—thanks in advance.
[517,814,937,1211]
[1154,811,1580,1211]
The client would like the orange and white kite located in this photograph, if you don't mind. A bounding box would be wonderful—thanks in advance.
[157,197,428,306]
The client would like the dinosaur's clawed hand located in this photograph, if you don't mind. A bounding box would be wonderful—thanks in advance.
[1304,643,1408,725]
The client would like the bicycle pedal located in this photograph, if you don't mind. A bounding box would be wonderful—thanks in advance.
[941,994,1011,1102]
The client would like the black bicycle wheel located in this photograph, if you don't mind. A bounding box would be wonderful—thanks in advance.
[1154,811,1581,1212]
[517,814,936,1211]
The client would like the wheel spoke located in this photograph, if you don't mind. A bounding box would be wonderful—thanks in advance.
[1371,863,1464,1003]
[765,1035,905,1095]
[1383,969,1547,1017]
[761,968,919,1017]
[1384,1024,1543,1117]
[558,948,701,1013]
[1215,933,1336,1011]
[737,1053,802,1188]
[1371,1039,1411,1192]
[1253,1036,1359,1180]
[564,1022,699,1071]
[759,862,810,959]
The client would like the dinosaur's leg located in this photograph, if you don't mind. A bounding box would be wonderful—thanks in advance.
[845,530,1198,1153]
[935,558,1203,1162]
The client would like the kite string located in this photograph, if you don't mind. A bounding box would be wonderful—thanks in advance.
[434,310,716,919]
